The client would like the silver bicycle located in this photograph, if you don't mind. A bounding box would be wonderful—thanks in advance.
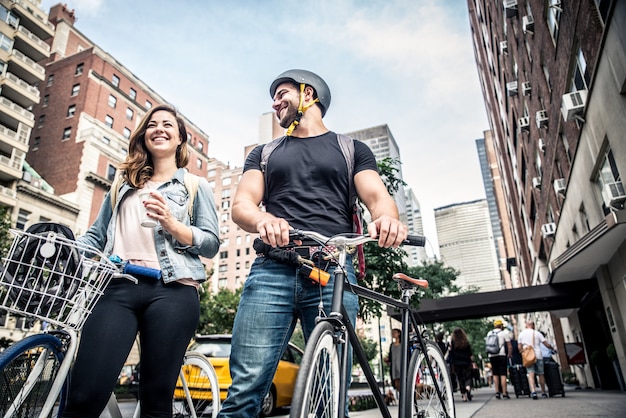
[0,228,220,418]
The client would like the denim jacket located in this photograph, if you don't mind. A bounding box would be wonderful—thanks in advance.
[78,168,220,283]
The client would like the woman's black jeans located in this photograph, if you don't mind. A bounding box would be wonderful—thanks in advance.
[61,277,200,418]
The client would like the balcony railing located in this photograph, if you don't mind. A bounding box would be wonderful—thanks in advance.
[11,0,56,32]
[0,95,34,121]
[16,25,51,53]
[10,49,45,77]
[0,184,17,199]
[4,71,40,98]
[0,154,22,172]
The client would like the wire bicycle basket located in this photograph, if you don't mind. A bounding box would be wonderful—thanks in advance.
[0,229,116,330]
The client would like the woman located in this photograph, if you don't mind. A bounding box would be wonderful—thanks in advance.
[387,328,403,395]
[449,327,475,402]
[61,104,220,417]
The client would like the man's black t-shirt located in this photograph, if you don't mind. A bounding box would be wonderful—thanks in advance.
[244,131,378,236]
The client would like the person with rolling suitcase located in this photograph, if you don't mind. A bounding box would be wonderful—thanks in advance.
[518,321,557,399]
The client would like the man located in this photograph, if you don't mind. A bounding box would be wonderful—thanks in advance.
[487,319,512,399]
[518,320,556,399]
[218,69,407,417]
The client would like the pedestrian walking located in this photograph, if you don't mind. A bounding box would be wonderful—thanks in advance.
[485,319,513,399]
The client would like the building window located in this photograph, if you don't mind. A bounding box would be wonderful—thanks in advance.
[0,32,12,52]
[101,136,111,145]
[547,0,561,43]
[569,47,590,92]
[16,209,30,230]
[596,145,622,214]
[67,105,76,118]
[105,115,114,128]
[112,74,120,87]
[221,200,229,210]
[62,127,71,140]
[37,115,45,128]
[145,100,152,109]
[196,159,202,169]
[47,74,54,86]
[123,127,131,139]
[43,94,49,107]
[32,136,40,150]
[197,141,204,152]
[108,94,117,108]
[219,251,228,259]
[222,178,231,186]
[107,164,116,181]
[594,0,610,26]
[221,189,231,199]
[71,84,80,96]
[129,88,137,100]
[126,107,134,120]
[208,169,216,178]
[75,63,84,75]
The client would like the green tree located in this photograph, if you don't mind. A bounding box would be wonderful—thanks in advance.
[0,206,13,258]
[197,285,242,335]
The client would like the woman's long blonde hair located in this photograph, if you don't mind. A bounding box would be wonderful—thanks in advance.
[118,104,189,188]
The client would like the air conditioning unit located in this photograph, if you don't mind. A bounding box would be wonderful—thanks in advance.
[561,90,588,121]
[32,178,41,188]
[532,177,542,189]
[541,223,556,238]
[553,178,566,195]
[538,138,546,152]
[518,116,530,132]
[506,81,518,96]
[504,0,518,18]
[536,110,549,129]
[602,181,626,208]
[500,40,508,55]
[522,81,531,96]
[523,15,535,34]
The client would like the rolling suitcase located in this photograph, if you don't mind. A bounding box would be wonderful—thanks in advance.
[508,363,531,398]
[543,359,565,397]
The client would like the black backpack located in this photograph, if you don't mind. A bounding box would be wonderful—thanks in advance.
[2,222,82,315]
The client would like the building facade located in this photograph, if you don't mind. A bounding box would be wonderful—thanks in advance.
[26,4,211,235]
[435,199,502,293]
[468,0,625,389]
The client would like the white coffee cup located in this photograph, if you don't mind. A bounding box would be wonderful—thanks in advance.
[139,189,159,228]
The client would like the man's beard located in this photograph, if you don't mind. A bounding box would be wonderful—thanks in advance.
[278,102,299,129]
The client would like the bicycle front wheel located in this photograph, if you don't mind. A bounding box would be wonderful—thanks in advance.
[0,333,66,418]
[290,322,340,418]
[407,340,455,418]
[172,351,221,418]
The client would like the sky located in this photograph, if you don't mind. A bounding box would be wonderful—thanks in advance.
[40,0,489,249]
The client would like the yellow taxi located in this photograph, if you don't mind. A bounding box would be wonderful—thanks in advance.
[177,334,303,416]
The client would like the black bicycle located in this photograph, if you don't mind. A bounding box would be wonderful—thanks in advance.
[287,230,455,418]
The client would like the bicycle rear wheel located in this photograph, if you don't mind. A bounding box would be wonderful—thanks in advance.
[290,322,340,418]
[0,333,66,418]
[172,351,220,418]
[407,340,455,418]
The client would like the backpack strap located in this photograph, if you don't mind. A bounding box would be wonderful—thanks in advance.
[110,174,124,211]
[183,171,200,224]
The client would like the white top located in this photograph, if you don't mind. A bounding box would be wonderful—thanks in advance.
[518,328,546,360]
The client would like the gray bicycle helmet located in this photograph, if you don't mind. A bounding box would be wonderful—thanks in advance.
[269,69,331,117]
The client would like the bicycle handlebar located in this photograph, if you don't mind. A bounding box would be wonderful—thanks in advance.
[288,229,426,247]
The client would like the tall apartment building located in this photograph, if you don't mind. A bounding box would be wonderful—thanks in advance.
[475,135,517,289]
[404,186,428,266]
[434,199,501,293]
[344,124,408,224]
[468,0,626,389]
[25,4,210,235]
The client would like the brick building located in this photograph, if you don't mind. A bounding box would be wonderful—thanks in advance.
[26,4,211,235]
[468,0,625,389]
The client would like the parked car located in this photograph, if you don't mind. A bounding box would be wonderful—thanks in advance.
[184,334,303,416]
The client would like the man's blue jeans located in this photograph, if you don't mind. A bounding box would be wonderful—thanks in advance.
[218,256,358,417]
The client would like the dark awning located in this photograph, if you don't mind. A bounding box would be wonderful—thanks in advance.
[549,209,626,284]
[405,280,596,324]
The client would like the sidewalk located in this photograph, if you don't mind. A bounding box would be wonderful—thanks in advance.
[345,385,626,417]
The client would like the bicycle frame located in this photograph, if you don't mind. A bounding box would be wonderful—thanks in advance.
[290,230,450,418]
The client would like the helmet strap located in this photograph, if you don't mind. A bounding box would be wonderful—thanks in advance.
[286,83,320,136]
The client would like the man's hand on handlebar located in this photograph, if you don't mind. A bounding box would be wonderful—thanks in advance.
[367,215,408,248]
[256,215,292,247]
